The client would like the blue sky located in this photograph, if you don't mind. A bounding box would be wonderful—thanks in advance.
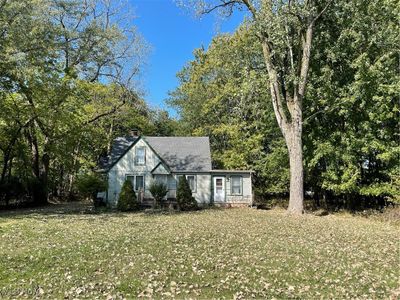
[131,0,245,116]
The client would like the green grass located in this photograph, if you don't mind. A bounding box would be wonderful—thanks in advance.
[0,204,399,299]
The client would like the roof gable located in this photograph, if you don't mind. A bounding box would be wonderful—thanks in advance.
[98,136,140,171]
[151,162,171,175]
[100,136,212,172]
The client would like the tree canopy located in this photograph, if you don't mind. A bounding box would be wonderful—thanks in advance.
[170,0,400,209]
[0,0,177,206]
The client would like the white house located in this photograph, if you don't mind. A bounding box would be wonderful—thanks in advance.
[98,135,253,207]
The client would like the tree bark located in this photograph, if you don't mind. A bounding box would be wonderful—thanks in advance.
[233,0,332,215]
[286,125,304,214]
[261,38,305,215]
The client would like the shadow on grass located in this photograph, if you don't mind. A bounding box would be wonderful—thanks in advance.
[0,201,219,222]
[0,201,130,221]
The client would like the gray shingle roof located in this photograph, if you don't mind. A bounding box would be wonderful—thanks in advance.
[99,136,212,172]
[144,137,212,172]
[99,136,138,171]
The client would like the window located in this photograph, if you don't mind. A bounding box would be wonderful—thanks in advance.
[126,175,145,191]
[135,176,144,191]
[231,176,242,195]
[168,176,177,190]
[127,175,135,187]
[186,175,196,192]
[177,175,196,192]
[154,174,167,185]
[135,147,145,165]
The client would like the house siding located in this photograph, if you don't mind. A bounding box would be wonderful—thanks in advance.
[192,174,212,205]
[102,136,252,207]
[212,173,253,206]
[225,173,252,204]
[107,139,161,205]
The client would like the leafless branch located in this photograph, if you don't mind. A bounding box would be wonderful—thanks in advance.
[201,0,241,14]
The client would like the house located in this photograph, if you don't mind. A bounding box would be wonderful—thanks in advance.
[98,134,253,207]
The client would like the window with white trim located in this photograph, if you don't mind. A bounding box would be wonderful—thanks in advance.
[135,147,145,165]
[186,175,196,192]
[177,175,197,192]
[230,175,242,195]
[168,176,177,189]
[135,175,144,191]
[126,175,145,191]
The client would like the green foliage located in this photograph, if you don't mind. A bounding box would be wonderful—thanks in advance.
[117,180,139,211]
[0,0,178,206]
[171,0,399,207]
[176,176,198,211]
[169,26,287,196]
[148,181,169,208]
[303,0,400,203]
[0,177,26,206]
[76,174,107,201]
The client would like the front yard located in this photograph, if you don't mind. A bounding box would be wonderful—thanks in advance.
[0,204,399,299]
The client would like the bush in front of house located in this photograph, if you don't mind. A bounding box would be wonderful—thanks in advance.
[176,176,198,211]
[76,173,107,206]
[117,180,140,211]
[149,181,168,208]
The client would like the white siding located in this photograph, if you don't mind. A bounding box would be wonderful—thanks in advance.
[170,174,212,204]
[104,137,251,207]
[192,174,212,204]
[105,138,214,206]
[107,139,161,205]
[213,173,253,205]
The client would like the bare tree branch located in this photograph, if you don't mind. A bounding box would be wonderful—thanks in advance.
[201,0,241,14]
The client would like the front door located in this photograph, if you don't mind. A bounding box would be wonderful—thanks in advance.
[213,176,225,202]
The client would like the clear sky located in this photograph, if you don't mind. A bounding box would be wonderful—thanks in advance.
[131,0,245,116]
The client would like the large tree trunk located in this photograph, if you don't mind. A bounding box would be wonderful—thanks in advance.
[286,125,304,214]
[261,38,306,215]
[26,121,48,205]
[199,0,332,216]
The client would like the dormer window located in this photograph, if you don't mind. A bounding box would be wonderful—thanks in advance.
[135,147,146,165]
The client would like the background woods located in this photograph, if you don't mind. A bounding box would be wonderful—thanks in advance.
[0,0,398,211]
[171,0,400,210]
[0,0,177,206]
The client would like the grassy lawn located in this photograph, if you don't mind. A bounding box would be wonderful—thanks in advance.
[0,204,399,299]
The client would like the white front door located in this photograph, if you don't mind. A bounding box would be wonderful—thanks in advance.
[214,176,225,202]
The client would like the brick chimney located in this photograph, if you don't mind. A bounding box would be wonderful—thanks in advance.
[130,129,140,137]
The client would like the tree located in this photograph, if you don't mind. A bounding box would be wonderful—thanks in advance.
[174,0,399,209]
[176,176,198,211]
[75,173,107,204]
[302,0,400,207]
[117,180,140,211]
[169,26,289,197]
[0,0,147,206]
[179,0,334,214]
[148,181,169,208]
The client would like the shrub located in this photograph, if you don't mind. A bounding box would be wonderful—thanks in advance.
[27,177,48,205]
[176,176,198,211]
[117,180,140,211]
[76,173,107,205]
[0,177,25,207]
[149,181,168,208]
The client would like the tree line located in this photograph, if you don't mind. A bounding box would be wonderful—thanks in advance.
[1,0,398,211]
[170,0,399,210]
[0,0,177,207]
